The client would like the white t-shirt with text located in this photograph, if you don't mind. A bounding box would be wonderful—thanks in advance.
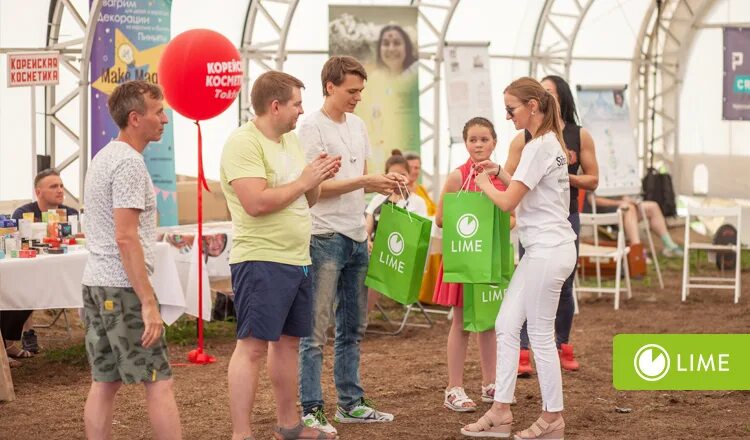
[512,132,576,250]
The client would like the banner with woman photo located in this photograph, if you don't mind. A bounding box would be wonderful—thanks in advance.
[329,5,421,173]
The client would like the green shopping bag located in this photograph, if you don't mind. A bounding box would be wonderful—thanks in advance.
[442,191,511,283]
[365,204,433,305]
[463,244,515,332]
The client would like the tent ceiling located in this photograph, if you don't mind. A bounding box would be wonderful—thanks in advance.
[0,0,736,200]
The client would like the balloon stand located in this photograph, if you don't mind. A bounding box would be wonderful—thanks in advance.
[158,28,242,366]
[187,347,215,365]
[188,121,216,365]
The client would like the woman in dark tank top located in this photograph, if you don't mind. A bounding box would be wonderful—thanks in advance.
[504,75,599,375]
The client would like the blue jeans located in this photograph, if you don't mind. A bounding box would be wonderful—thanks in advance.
[519,212,580,349]
[299,233,369,413]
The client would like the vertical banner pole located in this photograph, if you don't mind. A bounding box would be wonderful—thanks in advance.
[31,86,37,199]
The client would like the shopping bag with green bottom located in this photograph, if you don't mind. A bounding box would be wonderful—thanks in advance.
[365,204,432,305]
[463,244,515,332]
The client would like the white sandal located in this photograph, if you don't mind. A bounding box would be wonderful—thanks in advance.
[482,384,518,405]
[481,384,495,403]
[444,386,477,412]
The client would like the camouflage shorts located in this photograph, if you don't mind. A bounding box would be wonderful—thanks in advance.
[82,285,172,384]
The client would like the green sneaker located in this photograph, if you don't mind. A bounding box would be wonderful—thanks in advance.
[302,407,337,435]
[662,245,684,258]
[334,398,394,424]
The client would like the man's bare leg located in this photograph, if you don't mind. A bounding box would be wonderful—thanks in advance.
[144,378,182,440]
[268,335,334,438]
[229,337,267,440]
[84,381,121,440]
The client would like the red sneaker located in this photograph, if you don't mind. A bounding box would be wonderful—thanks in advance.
[517,349,533,377]
[559,343,580,371]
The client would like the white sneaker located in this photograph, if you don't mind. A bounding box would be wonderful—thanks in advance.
[334,398,394,423]
[302,407,337,435]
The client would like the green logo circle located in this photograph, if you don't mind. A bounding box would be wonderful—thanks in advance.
[634,344,670,381]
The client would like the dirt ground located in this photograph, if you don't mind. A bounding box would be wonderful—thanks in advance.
[2,242,750,439]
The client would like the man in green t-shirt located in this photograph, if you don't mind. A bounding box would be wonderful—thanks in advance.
[220,71,341,440]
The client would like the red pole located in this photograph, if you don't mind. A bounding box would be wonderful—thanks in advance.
[188,120,216,365]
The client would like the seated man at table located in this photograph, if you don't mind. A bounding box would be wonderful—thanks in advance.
[81,80,181,439]
[0,310,34,367]
[10,168,79,355]
[12,168,79,222]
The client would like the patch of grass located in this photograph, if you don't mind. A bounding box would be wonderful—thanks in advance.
[39,319,236,365]
[659,249,750,271]
[165,317,236,346]
[44,343,88,366]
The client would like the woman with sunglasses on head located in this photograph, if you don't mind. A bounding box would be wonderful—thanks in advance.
[460,77,578,439]
[502,75,599,376]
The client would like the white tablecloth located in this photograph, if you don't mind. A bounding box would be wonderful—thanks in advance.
[158,221,233,278]
[158,222,231,322]
[0,242,187,325]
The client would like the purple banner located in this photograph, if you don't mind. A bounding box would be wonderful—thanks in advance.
[90,0,177,225]
[723,27,750,120]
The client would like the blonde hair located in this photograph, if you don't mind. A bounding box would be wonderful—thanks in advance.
[504,77,568,159]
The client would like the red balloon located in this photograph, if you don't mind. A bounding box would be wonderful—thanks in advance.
[158,29,242,121]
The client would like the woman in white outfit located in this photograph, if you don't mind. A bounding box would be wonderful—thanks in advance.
[461,77,577,439]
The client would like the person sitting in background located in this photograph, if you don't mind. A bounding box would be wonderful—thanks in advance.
[12,168,78,222]
[0,309,33,367]
[365,150,428,312]
[403,150,442,306]
[9,168,79,356]
[584,194,683,257]
[403,151,436,216]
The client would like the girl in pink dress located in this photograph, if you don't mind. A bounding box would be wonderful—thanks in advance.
[434,117,512,413]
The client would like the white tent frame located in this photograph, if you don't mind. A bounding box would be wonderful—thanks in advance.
[1,0,727,201]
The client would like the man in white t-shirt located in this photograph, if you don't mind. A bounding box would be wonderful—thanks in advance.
[297,56,404,434]
[81,80,181,439]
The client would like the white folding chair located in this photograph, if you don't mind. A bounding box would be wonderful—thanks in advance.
[576,210,632,310]
[681,205,742,303]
